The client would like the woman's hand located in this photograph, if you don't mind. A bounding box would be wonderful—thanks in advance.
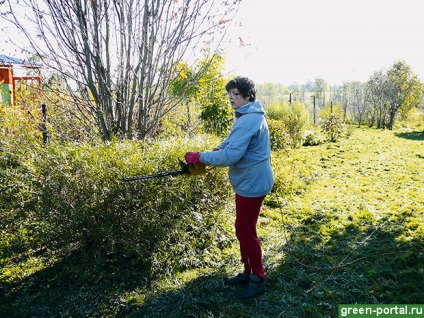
[185,152,200,164]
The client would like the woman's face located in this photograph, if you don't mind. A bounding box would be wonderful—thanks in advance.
[227,89,251,110]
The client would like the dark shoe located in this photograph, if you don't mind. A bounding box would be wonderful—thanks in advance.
[224,273,249,286]
[236,275,265,299]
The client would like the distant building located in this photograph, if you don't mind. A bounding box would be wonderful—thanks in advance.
[0,54,42,106]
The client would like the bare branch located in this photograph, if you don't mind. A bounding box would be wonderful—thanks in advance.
[4,0,241,140]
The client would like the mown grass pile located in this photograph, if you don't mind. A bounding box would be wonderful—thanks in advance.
[1,122,424,317]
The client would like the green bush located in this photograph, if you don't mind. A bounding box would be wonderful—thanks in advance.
[322,114,344,142]
[200,102,233,136]
[1,135,234,278]
[268,119,291,151]
[302,130,325,146]
[0,109,46,225]
[266,100,311,148]
[0,143,47,258]
[396,107,424,130]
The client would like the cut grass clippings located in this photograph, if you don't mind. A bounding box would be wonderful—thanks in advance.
[1,127,423,317]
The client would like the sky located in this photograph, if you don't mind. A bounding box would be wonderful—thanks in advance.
[1,0,423,86]
[224,0,424,85]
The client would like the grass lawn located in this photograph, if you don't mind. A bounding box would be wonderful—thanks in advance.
[1,127,423,317]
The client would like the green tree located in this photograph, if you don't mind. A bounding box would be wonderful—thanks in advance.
[314,77,329,110]
[168,61,201,136]
[196,55,232,135]
[366,69,390,129]
[169,54,232,136]
[257,82,289,106]
[386,61,424,129]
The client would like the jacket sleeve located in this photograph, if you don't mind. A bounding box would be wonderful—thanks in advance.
[200,126,255,167]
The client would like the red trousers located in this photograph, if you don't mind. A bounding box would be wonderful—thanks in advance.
[235,194,266,282]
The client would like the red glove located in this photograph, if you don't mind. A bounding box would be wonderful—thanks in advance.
[185,152,200,164]
[213,148,220,151]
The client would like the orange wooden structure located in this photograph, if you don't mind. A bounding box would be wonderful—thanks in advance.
[0,55,42,106]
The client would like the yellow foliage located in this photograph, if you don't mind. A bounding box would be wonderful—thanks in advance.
[180,70,188,80]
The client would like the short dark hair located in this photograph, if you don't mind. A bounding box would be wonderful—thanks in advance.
[225,76,256,102]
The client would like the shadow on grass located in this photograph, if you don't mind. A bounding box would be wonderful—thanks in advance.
[0,247,150,317]
[0,246,281,318]
[128,211,424,317]
[129,272,290,318]
[268,210,424,317]
[395,131,424,141]
[2,210,423,318]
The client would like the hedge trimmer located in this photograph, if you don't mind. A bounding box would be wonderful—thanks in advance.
[121,159,206,182]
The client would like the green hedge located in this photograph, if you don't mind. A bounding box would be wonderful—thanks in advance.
[0,135,234,277]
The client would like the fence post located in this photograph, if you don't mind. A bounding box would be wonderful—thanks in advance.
[41,103,48,145]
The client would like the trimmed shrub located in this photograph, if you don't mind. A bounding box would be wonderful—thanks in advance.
[2,135,234,278]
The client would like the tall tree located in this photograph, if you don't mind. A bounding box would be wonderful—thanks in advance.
[386,61,423,129]
[4,0,240,140]
[313,77,328,109]
[349,81,367,126]
[366,69,389,129]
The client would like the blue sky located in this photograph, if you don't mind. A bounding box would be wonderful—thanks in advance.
[224,0,424,85]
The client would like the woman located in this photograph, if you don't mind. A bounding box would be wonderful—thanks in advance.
[185,76,274,299]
